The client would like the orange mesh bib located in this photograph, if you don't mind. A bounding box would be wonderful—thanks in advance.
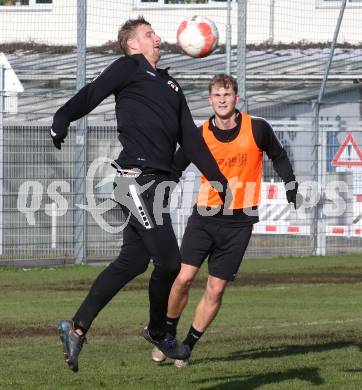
[197,113,263,209]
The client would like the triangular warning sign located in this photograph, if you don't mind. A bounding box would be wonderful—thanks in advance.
[332,132,362,167]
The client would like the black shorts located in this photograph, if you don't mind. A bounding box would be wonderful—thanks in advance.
[180,214,253,281]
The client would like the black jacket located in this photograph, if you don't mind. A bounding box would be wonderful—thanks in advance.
[52,54,227,190]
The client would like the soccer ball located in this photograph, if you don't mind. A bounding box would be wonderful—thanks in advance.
[176,16,219,58]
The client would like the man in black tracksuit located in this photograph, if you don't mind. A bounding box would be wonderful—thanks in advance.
[52,17,227,372]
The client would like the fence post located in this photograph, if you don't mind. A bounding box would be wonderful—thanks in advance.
[0,65,4,256]
[237,0,247,112]
[74,0,87,264]
[312,101,326,255]
[225,0,232,74]
[312,0,347,255]
[269,0,275,43]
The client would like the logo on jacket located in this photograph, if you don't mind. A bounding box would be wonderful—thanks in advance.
[167,80,179,92]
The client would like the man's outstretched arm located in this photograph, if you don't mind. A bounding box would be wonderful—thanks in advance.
[172,147,191,181]
[51,57,138,149]
[252,117,299,208]
[179,97,228,202]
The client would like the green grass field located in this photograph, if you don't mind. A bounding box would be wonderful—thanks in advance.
[1,254,362,390]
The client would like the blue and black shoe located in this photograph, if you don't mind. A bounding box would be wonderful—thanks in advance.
[142,326,190,360]
[57,320,86,373]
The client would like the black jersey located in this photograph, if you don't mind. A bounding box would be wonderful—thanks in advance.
[51,54,227,190]
[172,111,296,225]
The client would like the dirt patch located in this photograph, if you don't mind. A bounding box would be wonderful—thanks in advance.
[193,330,362,365]
[3,272,362,293]
[232,272,362,286]
[0,325,57,338]
[211,329,362,346]
[3,324,361,358]
[0,324,142,339]
[31,272,362,292]
[43,279,94,292]
[1,278,95,292]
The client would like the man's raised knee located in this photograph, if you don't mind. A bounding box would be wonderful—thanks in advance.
[174,273,194,291]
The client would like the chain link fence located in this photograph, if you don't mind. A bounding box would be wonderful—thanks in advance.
[0,0,361,264]
[2,117,361,264]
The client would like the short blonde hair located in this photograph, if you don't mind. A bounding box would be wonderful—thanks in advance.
[118,16,151,55]
[209,74,238,94]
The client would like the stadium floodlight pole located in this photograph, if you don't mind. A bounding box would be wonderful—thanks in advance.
[74,0,87,264]
[317,0,347,105]
[237,0,247,112]
[312,0,347,256]
[0,65,3,256]
[225,0,232,74]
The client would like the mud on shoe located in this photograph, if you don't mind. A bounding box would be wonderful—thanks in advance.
[151,346,167,363]
[57,320,86,373]
[174,358,190,368]
[142,327,190,360]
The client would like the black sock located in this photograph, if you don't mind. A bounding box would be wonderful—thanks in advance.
[183,325,204,351]
[166,316,180,337]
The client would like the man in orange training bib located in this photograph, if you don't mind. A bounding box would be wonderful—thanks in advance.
[151,74,299,367]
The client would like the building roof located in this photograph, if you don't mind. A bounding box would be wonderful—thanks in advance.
[4,48,362,124]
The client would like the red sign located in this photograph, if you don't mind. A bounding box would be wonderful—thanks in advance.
[332,132,362,167]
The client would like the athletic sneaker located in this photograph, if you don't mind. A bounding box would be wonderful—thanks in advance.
[142,326,190,360]
[151,346,167,363]
[57,320,86,373]
[174,358,190,368]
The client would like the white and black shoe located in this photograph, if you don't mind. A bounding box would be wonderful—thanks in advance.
[142,327,190,360]
[151,346,167,363]
[174,358,190,368]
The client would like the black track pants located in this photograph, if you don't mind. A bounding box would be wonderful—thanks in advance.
[72,173,181,335]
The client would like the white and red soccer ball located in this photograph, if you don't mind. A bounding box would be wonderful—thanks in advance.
[176,16,219,58]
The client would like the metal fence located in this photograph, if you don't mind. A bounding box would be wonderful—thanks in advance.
[1,114,361,264]
[0,0,362,264]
